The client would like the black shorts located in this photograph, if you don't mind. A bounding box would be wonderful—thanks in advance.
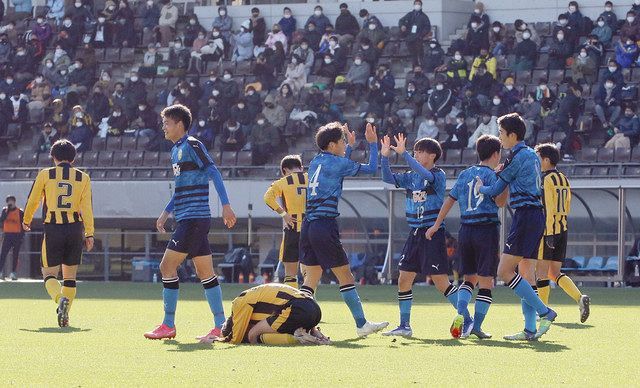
[458,223,500,277]
[299,219,349,270]
[42,223,84,268]
[538,231,568,262]
[504,206,545,259]
[267,297,322,334]
[398,227,449,275]
[280,229,300,263]
[167,218,211,257]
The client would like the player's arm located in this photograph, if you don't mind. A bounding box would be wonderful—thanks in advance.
[391,133,435,182]
[494,186,509,207]
[477,174,508,197]
[0,208,7,223]
[23,170,48,231]
[354,123,378,175]
[263,181,294,228]
[541,176,556,234]
[566,182,572,215]
[79,177,95,251]
[426,196,456,240]
[344,123,356,159]
[380,135,397,185]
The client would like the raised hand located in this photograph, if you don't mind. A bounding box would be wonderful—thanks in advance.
[343,123,356,147]
[364,122,378,144]
[381,135,392,157]
[390,133,407,155]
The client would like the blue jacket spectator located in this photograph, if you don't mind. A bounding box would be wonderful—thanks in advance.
[232,21,254,62]
[68,122,93,152]
[599,59,624,86]
[305,6,331,33]
[615,38,638,69]
[140,1,160,29]
[278,7,297,42]
[212,6,233,41]
[11,0,31,14]
[46,0,65,23]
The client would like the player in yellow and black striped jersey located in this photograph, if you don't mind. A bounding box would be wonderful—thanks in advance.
[22,140,95,328]
[534,143,590,323]
[263,155,307,289]
[216,283,328,345]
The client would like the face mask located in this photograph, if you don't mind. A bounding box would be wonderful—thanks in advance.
[523,32,531,39]
[413,4,421,11]
[368,23,376,30]
[626,111,634,117]
[569,6,576,12]
[98,17,106,23]
[75,2,82,7]
[175,43,182,49]
[506,84,513,90]
[224,74,231,80]
[219,10,226,16]
[493,27,500,33]
[6,79,13,84]
[580,51,587,58]
[427,120,435,125]
[212,90,220,96]
[229,126,237,131]
[238,104,245,109]
[471,23,478,28]
[61,70,67,75]
[0,93,5,99]
[598,21,605,27]
[557,34,564,40]
[76,112,84,118]
[628,41,634,45]
[131,76,140,82]
[76,121,83,127]
[559,19,567,26]
[628,17,635,23]
[354,59,362,65]
[436,84,444,91]
[301,44,308,50]
[36,77,43,83]
[454,54,462,60]
[493,98,501,105]
[329,41,337,47]
[609,66,617,72]
[198,34,205,39]
[108,5,115,10]
[474,9,481,14]
[362,45,369,50]
[314,10,321,16]
[113,112,121,117]
[605,82,614,88]
[257,119,265,125]
[180,89,187,94]
[291,58,298,64]
[212,31,220,37]
[139,106,146,111]
[64,20,72,27]
[366,117,375,123]
[190,20,196,25]
[199,120,205,126]
[430,43,436,48]
[247,90,254,96]
[37,18,44,24]
[147,0,153,5]
[284,13,291,18]
[324,58,332,64]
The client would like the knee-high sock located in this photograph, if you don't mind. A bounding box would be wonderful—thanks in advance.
[521,298,537,333]
[444,284,459,309]
[300,285,315,299]
[556,273,582,303]
[162,277,179,328]
[537,279,551,305]
[258,333,298,345]
[507,274,550,316]
[398,290,412,327]
[339,284,366,328]
[473,288,492,331]
[202,276,225,328]
[457,281,473,322]
[44,275,62,303]
[283,276,298,289]
[61,279,77,309]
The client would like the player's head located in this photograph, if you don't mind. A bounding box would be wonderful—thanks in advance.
[413,137,441,167]
[535,143,560,171]
[476,134,501,168]
[50,139,77,164]
[6,195,16,208]
[280,154,303,175]
[316,122,347,156]
[496,112,526,148]
[161,104,192,143]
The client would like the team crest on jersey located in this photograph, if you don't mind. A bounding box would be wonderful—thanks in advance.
[178,149,183,160]
[412,190,426,203]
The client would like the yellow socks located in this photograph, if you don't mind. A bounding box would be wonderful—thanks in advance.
[44,276,62,303]
[536,279,551,305]
[61,279,77,308]
[556,274,582,303]
[259,333,298,345]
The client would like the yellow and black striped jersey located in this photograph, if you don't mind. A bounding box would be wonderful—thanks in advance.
[263,172,307,232]
[24,163,95,237]
[541,169,571,236]
[227,283,309,344]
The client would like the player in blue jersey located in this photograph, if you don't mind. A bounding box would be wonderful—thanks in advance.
[426,135,508,339]
[299,122,389,337]
[475,113,557,341]
[379,134,460,338]
[144,104,237,342]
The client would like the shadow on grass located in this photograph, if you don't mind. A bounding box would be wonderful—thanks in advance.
[330,337,370,349]
[163,339,220,352]
[554,322,594,329]
[19,327,91,333]
[398,337,569,353]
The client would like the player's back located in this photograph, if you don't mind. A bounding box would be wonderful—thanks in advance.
[306,152,360,220]
[454,165,500,225]
[542,169,571,235]
[171,136,214,221]
[498,142,542,208]
[267,172,307,231]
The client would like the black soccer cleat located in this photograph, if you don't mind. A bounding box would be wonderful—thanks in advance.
[57,297,70,328]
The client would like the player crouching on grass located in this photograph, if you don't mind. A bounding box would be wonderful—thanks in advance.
[209,283,330,345]
[23,139,95,328]
[426,135,509,339]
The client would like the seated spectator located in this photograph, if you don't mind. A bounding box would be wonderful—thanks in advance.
[86,85,110,123]
[132,101,158,138]
[11,46,35,82]
[427,79,454,118]
[599,59,624,87]
[442,113,469,150]
[249,114,280,165]
[514,20,541,46]
[345,54,370,102]
[317,53,339,80]
[512,29,537,71]
[489,21,509,57]
[490,94,509,117]
[595,77,622,130]
[359,9,383,30]
[244,86,262,121]
[34,122,60,153]
[67,118,94,152]
[263,94,286,130]
[460,88,482,118]
[572,47,598,84]
[499,77,520,110]
[229,99,252,135]
[189,117,215,148]
[212,6,233,42]
[220,119,245,151]
[139,0,160,46]
[405,65,430,96]
[356,38,379,73]
[27,74,52,123]
[76,44,98,73]
[465,16,489,56]
[563,1,583,36]
[469,47,497,80]
[292,39,315,76]
[49,99,69,131]
[468,112,498,147]
[317,25,336,56]
[592,16,613,46]
[114,1,136,48]
[335,3,360,46]
[93,71,116,98]
[582,34,605,65]
[446,51,468,89]
[383,114,407,142]
[276,83,295,113]
[169,39,190,77]
[107,107,129,136]
[174,82,199,118]
[424,39,445,73]
[187,30,208,73]
[103,1,118,22]
[34,16,54,47]
[69,105,93,131]
[52,67,70,97]
[67,58,93,95]
[280,55,306,93]
[305,85,326,115]
[27,36,46,65]
[306,5,332,34]
[43,45,71,72]
[535,78,556,102]
[0,75,20,97]
[157,0,178,47]
[124,72,147,118]
[417,115,439,139]
[92,14,113,48]
[0,36,10,69]
[112,82,130,112]
[278,7,297,43]
[516,92,542,141]
[140,44,162,78]
[394,81,423,119]
[303,22,322,52]
[46,0,65,25]
[548,29,573,69]
[219,70,239,108]
[599,1,617,32]
[468,63,494,104]
[184,14,205,48]
[556,82,583,156]
[620,11,640,41]
[553,14,577,51]
[327,36,347,72]
[615,35,638,69]
[233,20,254,62]
[356,18,387,52]
[606,104,640,149]
[202,30,226,65]
[265,24,288,52]
[4,91,28,130]
[252,54,276,91]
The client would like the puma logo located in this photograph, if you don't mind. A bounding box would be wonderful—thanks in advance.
[505,243,512,249]
[171,239,178,245]
[432,264,440,271]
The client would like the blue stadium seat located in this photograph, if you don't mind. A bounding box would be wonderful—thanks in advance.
[603,257,619,272]
[585,256,604,270]
[572,256,586,268]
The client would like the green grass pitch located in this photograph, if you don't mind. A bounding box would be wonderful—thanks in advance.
[1,282,638,386]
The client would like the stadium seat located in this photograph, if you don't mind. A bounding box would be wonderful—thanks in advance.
[0,170,15,179]
[221,151,237,165]
[158,153,171,166]
[105,48,120,63]
[331,89,347,105]
[120,48,135,63]
[112,151,130,166]
[83,151,99,167]
[614,147,631,162]
[535,130,552,143]
[536,53,549,69]
[597,148,614,162]
[94,48,106,61]
[7,151,20,166]
[98,151,115,166]
[209,151,222,165]
[516,70,532,84]
[443,167,456,178]
[350,150,367,163]
[631,146,640,162]
[107,136,122,150]
[120,170,133,180]
[142,151,159,166]
[236,151,252,166]
[445,149,461,164]
[93,137,107,151]
[301,150,317,164]
[603,256,619,272]
[461,149,478,164]
[37,153,52,167]
[128,151,144,167]
[122,136,137,151]
[106,170,122,180]
[576,147,597,162]
[573,166,592,176]
[21,151,37,167]
[136,136,150,150]
[14,170,32,179]
[591,166,609,176]
[152,170,169,179]
[624,166,640,176]
[549,69,564,84]
[134,170,153,179]
[585,256,605,270]
[572,256,587,269]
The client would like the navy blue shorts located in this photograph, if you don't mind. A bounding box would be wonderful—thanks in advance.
[299,218,349,270]
[505,206,545,259]
[167,218,212,257]
[458,223,500,277]
[398,228,449,275]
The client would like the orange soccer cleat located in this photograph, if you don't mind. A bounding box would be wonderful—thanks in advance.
[144,324,176,340]
[196,327,222,343]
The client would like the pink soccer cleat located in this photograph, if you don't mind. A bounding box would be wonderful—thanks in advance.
[196,327,222,343]
[144,324,176,340]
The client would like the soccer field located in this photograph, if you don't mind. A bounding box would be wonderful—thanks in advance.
[1,282,638,387]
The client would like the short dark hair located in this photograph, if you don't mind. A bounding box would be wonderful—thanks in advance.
[359,9,368,17]
[50,139,77,163]
[476,135,501,161]
[161,104,192,132]
[414,138,442,162]
[535,143,560,166]
[497,112,526,140]
[6,195,16,202]
[315,122,344,150]
[281,154,303,174]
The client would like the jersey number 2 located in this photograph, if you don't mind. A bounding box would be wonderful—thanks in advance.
[57,182,73,209]
[309,164,322,196]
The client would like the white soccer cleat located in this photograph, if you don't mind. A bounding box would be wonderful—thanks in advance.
[356,321,389,337]
[9,272,17,281]
[382,325,413,337]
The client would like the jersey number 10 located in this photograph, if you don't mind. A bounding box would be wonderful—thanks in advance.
[556,188,568,213]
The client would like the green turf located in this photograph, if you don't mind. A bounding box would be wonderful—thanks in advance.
[1,282,638,386]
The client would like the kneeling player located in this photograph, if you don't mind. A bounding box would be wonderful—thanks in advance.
[426,135,508,339]
[534,143,590,323]
[216,283,330,345]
